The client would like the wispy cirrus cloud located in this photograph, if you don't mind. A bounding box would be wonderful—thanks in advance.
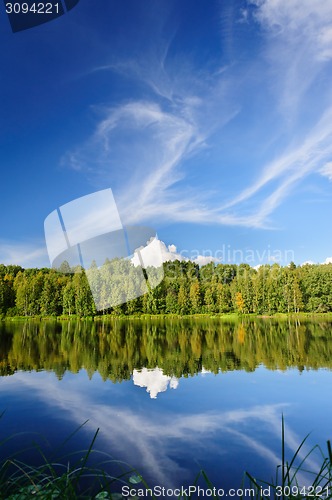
[320,162,332,181]
[222,105,332,227]
[249,0,332,117]
[62,1,332,231]
[4,370,324,488]
[63,57,242,227]
[2,371,309,488]
[220,0,332,227]
[63,99,205,224]
[0,240,48,268]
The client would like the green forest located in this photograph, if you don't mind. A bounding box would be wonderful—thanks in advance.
[0,259,332,318]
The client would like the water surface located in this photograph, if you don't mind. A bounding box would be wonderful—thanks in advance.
[0,318,332,494]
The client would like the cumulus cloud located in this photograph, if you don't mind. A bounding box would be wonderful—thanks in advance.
[133,367,179,399]
[131,237,221,268]
[193,255,220,267]
[168,244,177,253]
[131,237,187,268]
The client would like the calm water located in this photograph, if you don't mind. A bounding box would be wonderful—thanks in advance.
[1,318,332,495]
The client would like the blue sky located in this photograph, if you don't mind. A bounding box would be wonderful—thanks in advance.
[0,0,332,267]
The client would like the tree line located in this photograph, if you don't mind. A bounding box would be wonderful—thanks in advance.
[0,259,332,318]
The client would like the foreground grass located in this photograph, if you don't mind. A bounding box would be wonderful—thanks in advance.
[1,416,332,499]
[244,417,332,499]
[0,421,138,499]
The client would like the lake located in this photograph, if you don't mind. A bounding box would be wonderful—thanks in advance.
[1,317,332,497]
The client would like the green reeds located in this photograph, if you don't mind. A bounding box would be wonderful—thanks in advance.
[245,415,332,499]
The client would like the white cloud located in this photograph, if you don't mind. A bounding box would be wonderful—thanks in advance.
[3,370,323,489]
[61,2,332,232]
[318,26,332,61]
[63,99,216,227]
[193,255,220,267]
[301,261,315,266]
[0,240,49,268]
[221,1,332,229]
[131,237,220,268]
[63,48,257,228]
[133,367,179,399]
[320,162,332,181]
[131,237,187,268]
[324,257,332,264]
[222,106,332,226]
[250,0,332,61]
[248,0,332,117]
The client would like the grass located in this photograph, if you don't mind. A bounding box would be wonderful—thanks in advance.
[1,415,332,499]
[244,416,332,499]
[0,416,141,499]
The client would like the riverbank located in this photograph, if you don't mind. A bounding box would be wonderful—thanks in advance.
[2,311,332,322]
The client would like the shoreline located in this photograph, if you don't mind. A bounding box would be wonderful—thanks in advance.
[2,311,332,322]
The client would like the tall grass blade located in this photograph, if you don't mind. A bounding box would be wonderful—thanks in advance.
[327,441,332,466]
